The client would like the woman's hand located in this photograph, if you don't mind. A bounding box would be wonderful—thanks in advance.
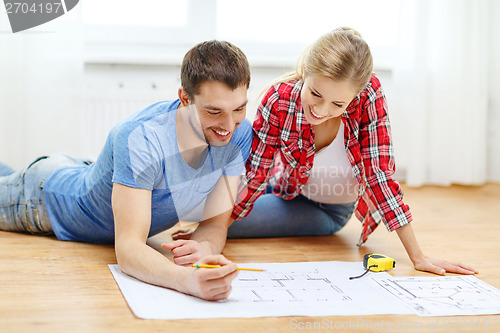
[411,254,479,275]
[179,254,239,301]
[396,223,479,276]
[162,239,212,266]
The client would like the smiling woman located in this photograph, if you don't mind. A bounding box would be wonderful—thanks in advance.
[227,27,479,278]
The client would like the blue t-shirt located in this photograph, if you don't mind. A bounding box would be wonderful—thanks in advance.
[44,100,252,243]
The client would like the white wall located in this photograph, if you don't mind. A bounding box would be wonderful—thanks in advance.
[488,0,500,182]
[0,6,83,170]
[2,0,499,183]
[3,55,496,184]
[82,59,500,184]
[81,63,290,159]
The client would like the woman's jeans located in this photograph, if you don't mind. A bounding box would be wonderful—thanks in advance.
[0,153,87,235]
[227,186,355,238]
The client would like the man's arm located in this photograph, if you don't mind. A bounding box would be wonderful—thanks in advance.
[112,182,238,300]
[162,175,239,265]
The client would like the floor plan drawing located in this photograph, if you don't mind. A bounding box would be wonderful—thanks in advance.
[373,276,500,316]
[109,261,412,319]
[231,268,351,303]
[109,262,500,319]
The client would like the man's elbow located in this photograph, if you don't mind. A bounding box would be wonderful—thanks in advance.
[114,236,137,275]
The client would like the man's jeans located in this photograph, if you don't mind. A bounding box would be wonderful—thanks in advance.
[0,162,14,177]
[0,153,87,235]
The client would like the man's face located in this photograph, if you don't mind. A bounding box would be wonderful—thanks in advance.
[182,81,248,147]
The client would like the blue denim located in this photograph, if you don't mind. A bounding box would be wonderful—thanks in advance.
[227,186,355,238]
[0,162,14,177]
[0,154,88,235]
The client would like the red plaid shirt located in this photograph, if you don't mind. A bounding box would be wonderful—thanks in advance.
[231,73,412,245]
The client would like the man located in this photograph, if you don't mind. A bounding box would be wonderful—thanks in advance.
[0,40,252,301]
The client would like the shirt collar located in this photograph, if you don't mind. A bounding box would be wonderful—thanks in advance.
[345,94,361,117]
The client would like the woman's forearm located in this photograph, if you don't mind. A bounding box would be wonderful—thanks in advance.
[395,223,424,263]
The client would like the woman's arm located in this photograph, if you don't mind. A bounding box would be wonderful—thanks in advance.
[359,75,477,275]
[231,86,282,221]
[396,223,478,275]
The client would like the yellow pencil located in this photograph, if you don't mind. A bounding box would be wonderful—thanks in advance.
[191,264,264,272]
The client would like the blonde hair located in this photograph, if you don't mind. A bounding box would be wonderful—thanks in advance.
[272,27,373,94]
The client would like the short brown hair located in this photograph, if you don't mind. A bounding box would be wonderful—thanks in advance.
[181,40,251,97]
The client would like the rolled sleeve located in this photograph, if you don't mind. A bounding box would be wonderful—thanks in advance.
[231,87,281,220]
[359,76,412,232]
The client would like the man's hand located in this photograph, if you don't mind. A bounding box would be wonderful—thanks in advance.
[162,239,212,266]
[181,254,239,301]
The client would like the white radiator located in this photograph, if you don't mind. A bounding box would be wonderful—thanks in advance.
[82,97,158,159]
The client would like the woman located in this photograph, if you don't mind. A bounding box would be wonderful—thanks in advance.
[228,27,477,276]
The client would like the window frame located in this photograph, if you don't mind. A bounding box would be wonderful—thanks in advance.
[84,0,216,65]
[83,0,395,70]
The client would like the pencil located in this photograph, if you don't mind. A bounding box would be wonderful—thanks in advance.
[191,264,264,272]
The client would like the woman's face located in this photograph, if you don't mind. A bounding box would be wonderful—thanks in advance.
[300,74,357,125]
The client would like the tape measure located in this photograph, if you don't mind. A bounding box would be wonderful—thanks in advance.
[349,253,395,280]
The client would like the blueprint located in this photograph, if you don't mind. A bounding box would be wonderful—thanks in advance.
[232,268,349,302]
[373,276,500,316]
[109,262,500,319]
[109,261,410,319]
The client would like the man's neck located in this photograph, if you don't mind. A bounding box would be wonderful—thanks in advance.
[176,104,209,169]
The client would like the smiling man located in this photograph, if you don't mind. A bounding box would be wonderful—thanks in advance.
[0,40,253,301]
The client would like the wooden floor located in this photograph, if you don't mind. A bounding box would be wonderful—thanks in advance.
[1,184,500,332]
